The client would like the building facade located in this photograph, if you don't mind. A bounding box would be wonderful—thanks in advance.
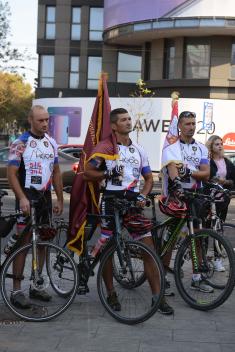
[36,0,235,99]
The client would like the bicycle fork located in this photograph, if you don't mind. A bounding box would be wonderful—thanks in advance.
[114,209,136,282]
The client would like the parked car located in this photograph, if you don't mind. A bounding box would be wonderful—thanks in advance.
[59,147,83,159]
[0,147,79,188]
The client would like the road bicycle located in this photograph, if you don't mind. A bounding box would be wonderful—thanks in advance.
[48,194,165,325]
[126,188,235,311]
[0,189,78,322]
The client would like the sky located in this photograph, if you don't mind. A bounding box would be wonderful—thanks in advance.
[7,0,38,89]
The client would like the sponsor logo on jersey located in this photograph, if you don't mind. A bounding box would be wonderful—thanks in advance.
[30,140,37,148]
[31,149,54,160]
[183,155,200,164]
[132,168,140,177]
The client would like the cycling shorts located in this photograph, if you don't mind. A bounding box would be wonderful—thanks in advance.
[16,189,52,227]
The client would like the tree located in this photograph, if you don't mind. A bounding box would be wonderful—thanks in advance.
[128,79,155,143]
[0,71,34,133]
[0,0,30,72]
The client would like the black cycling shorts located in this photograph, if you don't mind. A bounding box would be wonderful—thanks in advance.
[16,189,52,226]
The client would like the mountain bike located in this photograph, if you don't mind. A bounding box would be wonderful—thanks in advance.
[127,189,235,311]
[47,194,165,325]
[0,189,78,322]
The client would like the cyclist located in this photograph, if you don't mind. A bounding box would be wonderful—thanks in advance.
[162,110,213,293]
[7,105,64,308]
[84,108,173,315]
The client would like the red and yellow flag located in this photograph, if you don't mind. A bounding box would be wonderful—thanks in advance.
[67,74,118,255]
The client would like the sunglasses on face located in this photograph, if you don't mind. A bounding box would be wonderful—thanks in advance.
[178,111,196,120]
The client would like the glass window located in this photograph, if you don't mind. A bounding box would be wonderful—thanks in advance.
[163,39,175,79]
[184,39,210,79]
[87,56,102,89]
[117,52,142,83]
[69,56,80,89]
[71,7,81,40]
[46,6,56,39]
[40,55,54,88]
[89,8,104,41]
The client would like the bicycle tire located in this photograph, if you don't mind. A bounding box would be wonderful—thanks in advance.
[112,242,146,289]
[174,229,235,311]
[54,221,69,249]
[97,240,165,325]
[220,223,235,252]
[46,241,79,298]
[1,242,78,322]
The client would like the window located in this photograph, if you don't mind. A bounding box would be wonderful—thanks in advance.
[89,8,104,41]
[40,55,54,87]
[163,39,175,79]
[69,56,80,88]
[71,7,81,40]
[184,39,210,79]
[46,6,56,39]
[231,43,235,78]
[87,56,102,89]
[117,51,142,83]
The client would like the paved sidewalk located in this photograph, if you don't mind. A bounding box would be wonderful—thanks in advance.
[0,274,234,352]
[0,191,235,352]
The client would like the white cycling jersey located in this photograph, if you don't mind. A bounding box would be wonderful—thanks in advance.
[103,142,151,192]
[8,131,58,191]
[179,139,209,189]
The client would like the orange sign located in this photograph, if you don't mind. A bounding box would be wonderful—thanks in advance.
[222,133,235,150]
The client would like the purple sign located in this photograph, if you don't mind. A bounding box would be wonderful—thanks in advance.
[104,0,187,29]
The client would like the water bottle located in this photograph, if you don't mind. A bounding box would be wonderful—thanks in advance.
[4,234,18,255]
[90,237,108,258]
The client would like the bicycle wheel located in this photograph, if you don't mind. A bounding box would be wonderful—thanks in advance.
[174,229,235,311]
[97,240,165,325]
[112,242,146,288]
[46,242,78,297]
[54,220,69,248]
[220,223,235,252]
[1,242,78,322]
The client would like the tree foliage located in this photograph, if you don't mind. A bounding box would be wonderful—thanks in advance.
[0,71,34,131]
[0,0,27,71]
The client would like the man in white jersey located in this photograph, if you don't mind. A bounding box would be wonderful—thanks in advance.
[84,108,174,315]
[164,111,213,293]
[7,105,64,308]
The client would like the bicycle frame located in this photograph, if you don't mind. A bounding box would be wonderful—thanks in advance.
[150,193,209,274]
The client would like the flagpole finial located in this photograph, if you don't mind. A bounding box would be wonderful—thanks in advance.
[171,91,180,100]
[99,72,109,81]
[171,91,180,107]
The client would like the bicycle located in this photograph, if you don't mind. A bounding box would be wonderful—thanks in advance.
[129,189,235,311]
[47,194,165,325]
[0,189,78,322]
[202,182,235,252]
